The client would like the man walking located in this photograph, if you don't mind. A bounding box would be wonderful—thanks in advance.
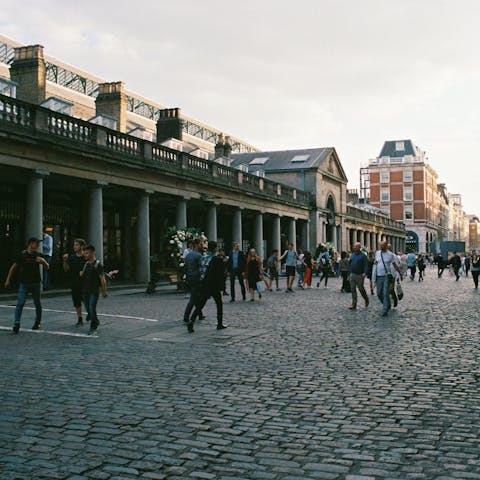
[188,241,227,333]
[450,252,462,281]
[183,238,203,323]
[228,242,246,302]
[63,238,86,326]
[5,237,49,333]
[280,243,298,292]
[80,245,108,335]
[348,242,369,310]
[267,249,280,291]
[42,227,54,290]
[372,241,402,317]
[407,251,417,280]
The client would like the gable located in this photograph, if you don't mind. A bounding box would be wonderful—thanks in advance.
[319,148,348,183]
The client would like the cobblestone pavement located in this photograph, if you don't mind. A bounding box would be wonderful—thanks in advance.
[1,268,480,480]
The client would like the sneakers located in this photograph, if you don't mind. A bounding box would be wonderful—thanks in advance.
[216,324,227,330]
[32,321,41,330]
[87,329,98,336]
[12,325,19,334]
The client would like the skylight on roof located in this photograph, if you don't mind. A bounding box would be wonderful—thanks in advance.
[249,157,269,165]
[291,154,310,162]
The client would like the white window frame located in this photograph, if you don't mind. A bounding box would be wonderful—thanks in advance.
[403,169,413,182]
[380,187,390,202]
[404,204,413,220]
[380,170,390,183]
[395,141,405,151]
[404,187,413,201]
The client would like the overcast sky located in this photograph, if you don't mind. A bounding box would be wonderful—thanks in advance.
[2,0,478,213]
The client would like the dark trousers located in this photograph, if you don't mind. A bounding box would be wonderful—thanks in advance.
[191,290,223,326]
[230,268,246,300]
[341,271,349,291]
[14,282,42,326]
[454,267,460,280]
[83,293,99,330]
[409,266,416,279]
[319,268,330,286]
[184,283,201,321]
[472,271,479,288]
[43,255,51,290]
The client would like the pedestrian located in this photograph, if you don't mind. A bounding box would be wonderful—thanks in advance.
[387,244,401,308]
[339,251,350,292]
[183,240,194,299]
[188,241,227,333]
[302,251,313,288]
[296,250,305,289]
[183,238,203,324]
[437,253,445,277]
[333,251,340,277]
[417,254,426,282]
[245,247,264,301]
[367,251,375,295]
[227,242,246,302]
[80,245,108,335]
[398,251,408,277]
[464,254,471,277]
[62,238,87,326]
[42,227,54,290]
[316,247,331,288]
[5,237,49,333]
[471,253,479,289]
[280,242,298,293]
[219,248,230,296]
[267,249,280,291]
[348,242,369,310]
[407,251,417,280]
[372,240,403,317]
[450,252,462,281]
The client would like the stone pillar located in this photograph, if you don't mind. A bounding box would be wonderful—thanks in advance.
[207,204,218,241]
[95,82,127,132]
[289,218,297,248]
[176,198,188,228]
[136,191,151,283]
[25,173,45,242]
[301,221,310,251]
[254,212,264,259]
[336,225,342,251]
[232,208,243,249]
[272,215,281,254]
[10,45,46,104]
[88,183,105,262]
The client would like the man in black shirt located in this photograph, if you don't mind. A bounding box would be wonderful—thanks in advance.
[63,238,86,326]
[5,237,49,333]
[80,245,108,335]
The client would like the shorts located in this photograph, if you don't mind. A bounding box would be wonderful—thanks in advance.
[71,284,83,308]
[286,266,296,277]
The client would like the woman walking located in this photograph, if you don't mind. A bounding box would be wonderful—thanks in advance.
[245,248,264,301]
[471,253,480,289]
[302,251,313,288]
[339,251,350,292]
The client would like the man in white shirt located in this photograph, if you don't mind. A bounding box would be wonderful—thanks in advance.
[372,241,402,317]
[42,227,54,290]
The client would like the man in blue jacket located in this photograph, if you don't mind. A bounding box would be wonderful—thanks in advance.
[348,242,370,310]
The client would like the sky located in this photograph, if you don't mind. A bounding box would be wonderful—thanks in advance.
[1,0,478,213]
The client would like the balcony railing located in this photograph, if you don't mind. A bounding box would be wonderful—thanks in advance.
[346,205,405,231]
[0,93,310,209]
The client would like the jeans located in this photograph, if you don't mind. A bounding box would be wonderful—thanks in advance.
[191,289,223,325]
[83,293,99,330]
[376,276,391,314]
[297,269,304,286]
[350,273,368,305]
[230,268,246,300]
[14,282,42,326]
[184,282,201,321]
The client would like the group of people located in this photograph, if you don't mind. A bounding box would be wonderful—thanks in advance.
[4,237,107,335]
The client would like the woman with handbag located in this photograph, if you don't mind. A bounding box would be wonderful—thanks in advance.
[244,248,264,301]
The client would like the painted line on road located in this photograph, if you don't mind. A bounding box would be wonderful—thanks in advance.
[0,305,159,322]
[0,325,95,338]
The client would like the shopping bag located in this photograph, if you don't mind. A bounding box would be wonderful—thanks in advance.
[256,280,266,293]
[396,282,404,300]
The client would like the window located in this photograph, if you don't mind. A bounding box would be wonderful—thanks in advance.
[380,170,390,183]
[404,205,413,220]
[249,157,269,165]
[404,169,413,182]
[381,187,390,202]
[291,154,310,162]
[395,141,405,151]
[404,187,413,201]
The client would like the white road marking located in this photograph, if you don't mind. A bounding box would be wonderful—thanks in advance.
[0,305,159,322]
[0,326,95,338]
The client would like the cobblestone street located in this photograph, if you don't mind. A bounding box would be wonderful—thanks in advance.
[1,269,480,480]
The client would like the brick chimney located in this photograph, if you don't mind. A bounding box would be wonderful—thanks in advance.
[95,81,127,132]
[156,108,183,143]
[10,45,46,104]
[223,135,232,158]
[214,133,225,159]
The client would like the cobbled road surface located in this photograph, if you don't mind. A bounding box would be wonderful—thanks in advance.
[1,269,479,480]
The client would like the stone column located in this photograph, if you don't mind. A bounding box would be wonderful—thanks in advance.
[254,212,264,259]
[88,182,105,262]
[336,225,342,251]
[289,218,297,248]
[207,203,218,241]
[25,172,46,242]
[272,215,281,254]
[176,198,188,228]
[136,191,151,283]
[301,221,310,251]
[232,208,243,249]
